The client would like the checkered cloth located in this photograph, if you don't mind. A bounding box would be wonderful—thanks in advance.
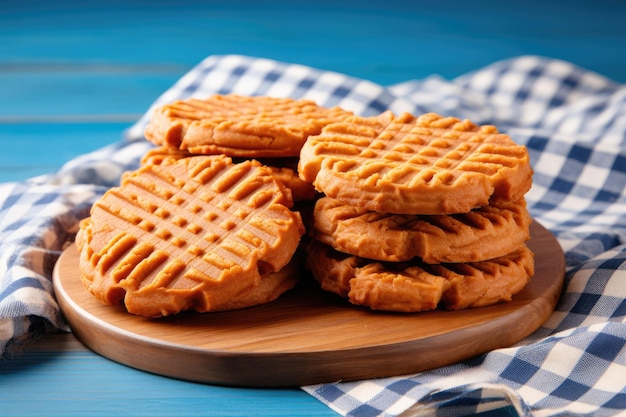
[1,54,625,416]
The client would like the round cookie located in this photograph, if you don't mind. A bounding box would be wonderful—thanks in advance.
[299,111,533,214]
[77,154,305,317]
[306,240,535,313]
[312,196,532,263]
[140,146,317,202]
[144,94,354,158]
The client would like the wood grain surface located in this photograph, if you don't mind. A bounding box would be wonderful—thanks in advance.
[53,220,564,387]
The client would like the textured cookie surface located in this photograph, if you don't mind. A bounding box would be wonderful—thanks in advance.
[141,146,317,202]
[144,94,354,158]
[313,196,532,263]
[77,155,305,317]
[299,111,533,214]
[306,240,534,313]
[140,145,193,166]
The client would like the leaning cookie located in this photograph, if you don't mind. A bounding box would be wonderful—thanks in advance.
[305,240,534,313]
[144,94,354,158]
[77,154,305,317]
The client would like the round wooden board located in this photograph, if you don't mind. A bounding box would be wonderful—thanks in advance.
[53,220,564,387]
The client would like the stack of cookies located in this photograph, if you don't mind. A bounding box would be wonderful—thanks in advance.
[76,94,535,317]
[299,111,535,312]
[141,93,355,203]
[76,95,352,317]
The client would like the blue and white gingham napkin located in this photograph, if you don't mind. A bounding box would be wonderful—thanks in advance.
[1,54,625,417]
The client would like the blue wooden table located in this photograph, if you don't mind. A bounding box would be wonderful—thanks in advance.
[1,1,625,416]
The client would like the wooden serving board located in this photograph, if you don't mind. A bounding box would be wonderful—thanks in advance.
[53,220,565,387]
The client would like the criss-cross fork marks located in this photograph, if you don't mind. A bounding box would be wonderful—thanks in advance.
[300,112,532,214]
[154,94,354,148]
[325,112,525,187]
[88,157,297,292]
[314,196,531,263]
[323,197,529,236]
[307,240,534,313]
[168,95,345,123]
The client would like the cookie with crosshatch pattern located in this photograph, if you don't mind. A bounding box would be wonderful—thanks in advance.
[299,111,533,215]
[306,239,535,313]
[141,146,317,202]
[312,196,532,264]
[76,154,305,317]
[144,94,354,158]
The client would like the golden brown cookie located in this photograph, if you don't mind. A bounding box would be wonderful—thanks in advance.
[312,196,532,263]
[76,154,305,317]
[299,112,533,214]
[140,146,317,202]
[306,240,534,313]
[144,94,354,158]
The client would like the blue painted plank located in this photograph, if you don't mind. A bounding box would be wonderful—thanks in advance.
[1,0,625,84]
[0,71,180,117]
[0,123,131,182]
[0,336,338,417]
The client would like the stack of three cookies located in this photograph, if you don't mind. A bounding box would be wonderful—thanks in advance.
[299,111,535,312]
